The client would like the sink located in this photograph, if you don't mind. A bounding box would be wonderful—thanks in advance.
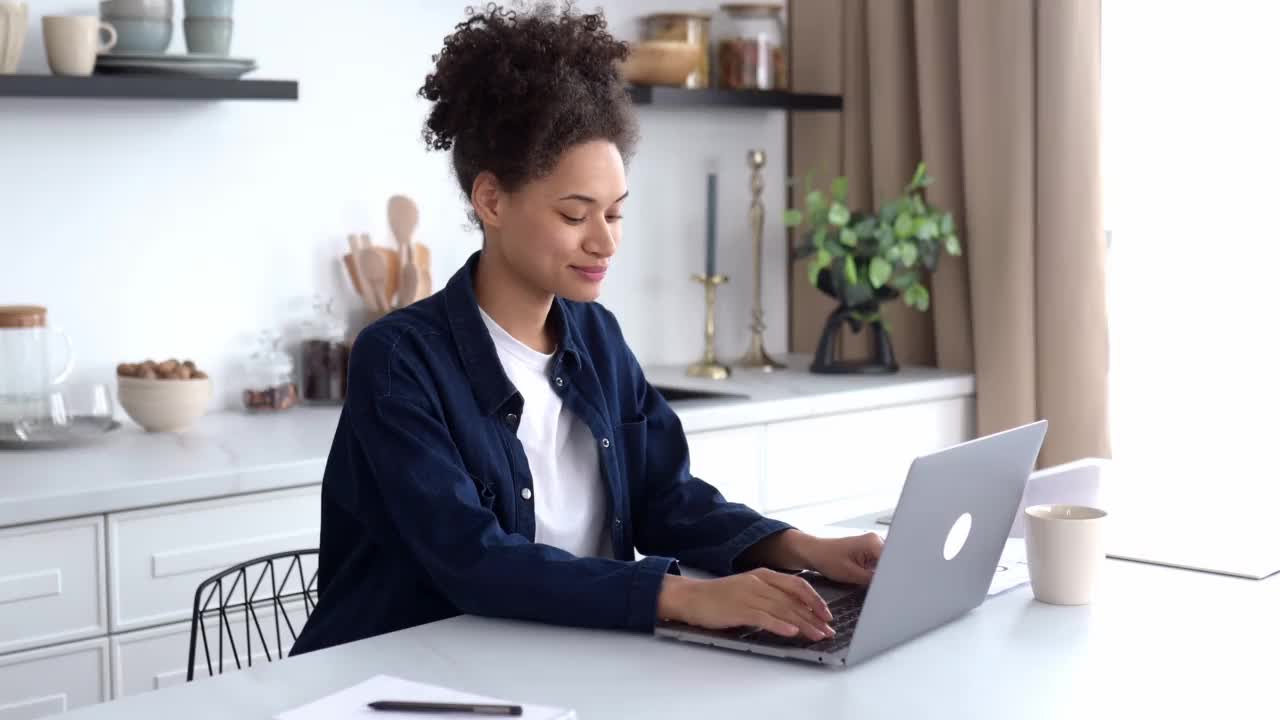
[651,385,749,403]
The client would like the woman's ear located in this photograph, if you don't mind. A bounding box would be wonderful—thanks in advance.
[471,171,503,228]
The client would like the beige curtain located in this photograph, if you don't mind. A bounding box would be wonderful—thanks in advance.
[788,0,1110,466]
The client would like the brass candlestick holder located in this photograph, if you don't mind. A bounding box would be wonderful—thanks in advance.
[687,273,731,380]
[737,149,786,371]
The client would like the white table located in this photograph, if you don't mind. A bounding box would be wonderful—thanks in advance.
[56,550,1279,720]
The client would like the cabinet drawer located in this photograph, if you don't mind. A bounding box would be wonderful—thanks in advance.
[111,600,310,698]
[762,397,975,512]
[686,426,764,509]
[0,638,109,720]
[107,486,320,632]
[0,518,106,655]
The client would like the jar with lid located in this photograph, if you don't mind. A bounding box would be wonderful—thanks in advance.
[300,297,350,405]
[242,330,298,412]
[716,3,787,91]
[641,12,712,88]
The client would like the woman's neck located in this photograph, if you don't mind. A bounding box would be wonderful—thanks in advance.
[474,246,557,354]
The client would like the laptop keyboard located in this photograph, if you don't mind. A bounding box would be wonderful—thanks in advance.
[739,591,864,653]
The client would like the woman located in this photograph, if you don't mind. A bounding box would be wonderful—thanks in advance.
[290,2,883,656]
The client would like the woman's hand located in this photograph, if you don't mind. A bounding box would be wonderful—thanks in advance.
[801,532,884,585]
[657,570,835,641]
[739,528,885,585]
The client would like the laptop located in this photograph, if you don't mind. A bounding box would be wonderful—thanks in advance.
[655,420,1048,667]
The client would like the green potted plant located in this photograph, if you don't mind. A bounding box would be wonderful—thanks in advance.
[784,162,962,374]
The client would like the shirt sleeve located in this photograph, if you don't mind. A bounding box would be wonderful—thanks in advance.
[609,328,794,576]
[344,325,677,631]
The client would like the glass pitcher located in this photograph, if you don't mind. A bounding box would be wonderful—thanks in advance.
[0,305,75,424]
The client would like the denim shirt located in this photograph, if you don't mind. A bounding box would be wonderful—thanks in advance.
[289,251,790,656]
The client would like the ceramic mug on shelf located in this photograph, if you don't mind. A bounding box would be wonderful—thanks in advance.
[0,1,27,74]
[0,306,76,424]
[43,15,117,76]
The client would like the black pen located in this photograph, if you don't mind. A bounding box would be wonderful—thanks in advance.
[367,700,523,716]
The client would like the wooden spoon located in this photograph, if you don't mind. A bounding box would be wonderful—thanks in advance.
[346,233,379,312]
[388,195,420,307]
[357,239,391,314]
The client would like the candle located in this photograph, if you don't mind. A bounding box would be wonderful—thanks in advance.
[706,172,717,278]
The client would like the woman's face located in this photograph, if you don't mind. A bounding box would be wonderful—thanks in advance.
[479,140,628,303]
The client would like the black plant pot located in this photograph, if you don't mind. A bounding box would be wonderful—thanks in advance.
[808,267,900,375]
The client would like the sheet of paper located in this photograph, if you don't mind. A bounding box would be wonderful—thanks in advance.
[275,675,576,720]
[808,524,1030,598]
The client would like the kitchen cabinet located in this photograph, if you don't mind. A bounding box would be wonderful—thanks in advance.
[107,487,320,633]
[762,396,975,513]
[110,600,311,699]
[685,426,766,509]
[0,517,106,655]
[0,638,109,720]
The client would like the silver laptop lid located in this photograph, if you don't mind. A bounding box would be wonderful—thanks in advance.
[842,420,1047,665]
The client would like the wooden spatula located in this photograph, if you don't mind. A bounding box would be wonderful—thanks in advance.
[388,195,420,307]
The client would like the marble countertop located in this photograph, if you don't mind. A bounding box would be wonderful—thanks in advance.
[0,355,973,528]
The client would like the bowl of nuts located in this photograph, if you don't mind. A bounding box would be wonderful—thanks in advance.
[116,358,211,432]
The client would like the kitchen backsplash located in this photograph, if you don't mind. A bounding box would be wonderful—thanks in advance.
[1,0,788,411]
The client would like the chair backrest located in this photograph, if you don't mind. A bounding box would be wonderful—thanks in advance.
[186,548,319,682]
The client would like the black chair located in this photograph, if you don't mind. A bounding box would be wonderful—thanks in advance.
[185,548,319,682]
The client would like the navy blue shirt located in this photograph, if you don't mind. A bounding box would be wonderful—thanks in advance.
[290,252,790,655]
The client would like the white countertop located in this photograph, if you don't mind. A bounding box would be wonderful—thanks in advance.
[0,357,973,528]
[56,548,1280,720]
[646,353,974,433]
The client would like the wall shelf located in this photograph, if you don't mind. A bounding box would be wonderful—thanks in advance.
[0,74,298,101]
[626,86,841,111]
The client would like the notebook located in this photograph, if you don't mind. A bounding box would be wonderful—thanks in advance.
[275,675,576,720]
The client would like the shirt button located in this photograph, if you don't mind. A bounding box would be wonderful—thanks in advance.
[504,412,518,427]
[614,518,623,527]
[521,488,532,500]
[554,377,565,388]
[600,437,611,449]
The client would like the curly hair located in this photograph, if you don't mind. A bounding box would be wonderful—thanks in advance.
[418,2,638,223]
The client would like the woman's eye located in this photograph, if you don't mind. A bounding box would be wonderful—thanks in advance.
[606,215,623,223]
[560,213,586,224]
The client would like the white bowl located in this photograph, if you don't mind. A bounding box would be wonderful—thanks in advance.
[117,375,211,432]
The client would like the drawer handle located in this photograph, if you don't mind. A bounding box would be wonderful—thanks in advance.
[0,693,67,720]
[0,569,62,606]
[150,530,317,579]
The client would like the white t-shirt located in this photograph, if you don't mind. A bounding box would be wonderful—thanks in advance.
[479,307,610,558]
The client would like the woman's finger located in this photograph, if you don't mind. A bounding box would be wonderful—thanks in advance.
[745,608,799,638]
[753,583,833,640]
[757,570,832,622]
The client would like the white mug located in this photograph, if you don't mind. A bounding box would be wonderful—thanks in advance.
[1024,504,1107,605]
[42,15,117,76]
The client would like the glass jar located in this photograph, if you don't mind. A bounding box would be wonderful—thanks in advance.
[299,297,350,405]
[641,12,711,88]
[242,331,298,412]
[716,3,787,91]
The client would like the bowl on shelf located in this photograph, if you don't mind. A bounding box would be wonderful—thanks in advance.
[117,375,211,432]
[620,40,701,87]
[99,0,173,20]
[102,17,173,53]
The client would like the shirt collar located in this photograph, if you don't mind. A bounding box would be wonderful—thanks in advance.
[443,251,585,416]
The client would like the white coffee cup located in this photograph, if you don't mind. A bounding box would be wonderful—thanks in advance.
[42,15,117,76]
[1024,504,1107,605]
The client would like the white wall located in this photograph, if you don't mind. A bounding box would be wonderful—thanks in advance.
[1,0,788,410]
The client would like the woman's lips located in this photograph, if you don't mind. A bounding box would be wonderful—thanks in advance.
[572,265,608,282]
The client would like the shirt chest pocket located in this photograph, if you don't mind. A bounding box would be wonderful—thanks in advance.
[613,415,648,500]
